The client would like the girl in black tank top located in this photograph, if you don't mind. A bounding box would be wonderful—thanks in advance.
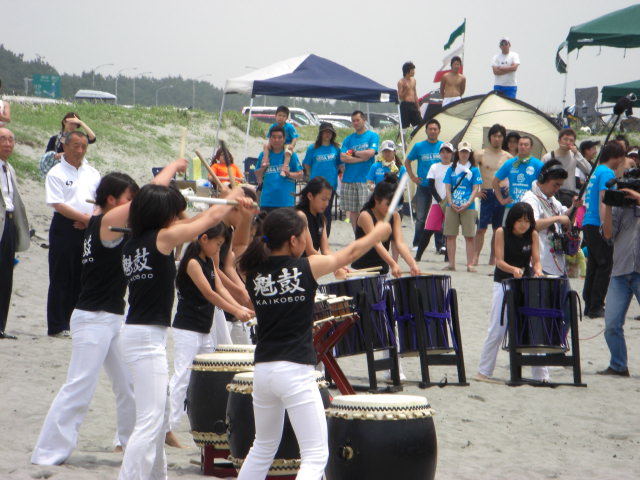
[118,178,254,480]
[475,202,544,383]
[32,172,140,465]
[236,207,393,479]
[295,177,333,256]
[351,177,419,277]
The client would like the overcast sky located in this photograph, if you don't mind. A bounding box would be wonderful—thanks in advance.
[4,0,639,112]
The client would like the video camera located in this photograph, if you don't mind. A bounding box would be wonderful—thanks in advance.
[603,168,640,207]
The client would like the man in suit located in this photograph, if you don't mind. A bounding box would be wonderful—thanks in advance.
[0,127,30,339]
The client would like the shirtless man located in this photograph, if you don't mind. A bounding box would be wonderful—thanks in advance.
[440,56,466,107]
[473,124,511,265]
[614,135,637,177]
[398,62,422,129]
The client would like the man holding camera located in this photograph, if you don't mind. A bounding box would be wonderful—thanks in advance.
[597,186,640,377]
[522,160,581,276]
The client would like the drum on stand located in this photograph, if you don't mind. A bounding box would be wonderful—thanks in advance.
[226,371,331,478]
[326,394,437,480]
[388,275,455,356]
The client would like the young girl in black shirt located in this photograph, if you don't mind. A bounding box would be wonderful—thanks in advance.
[475,202,546,383]
[236,208,391,479]
[166,224,254,447]
[296,176,333,255]
[118,183,253,480]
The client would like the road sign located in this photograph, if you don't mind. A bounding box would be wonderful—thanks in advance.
[32,74,61,99]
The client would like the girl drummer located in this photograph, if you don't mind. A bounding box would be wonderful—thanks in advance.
[295,176,333,255]
[352,174,420,277]
[475,202,548,383]
[237,208,392,479]
[117,184,252,480]
[166,223,254,448]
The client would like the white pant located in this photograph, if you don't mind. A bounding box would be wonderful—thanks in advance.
[442,96,461,107]
[229,319,252,345]
[167,327,214,431]
[31,309,135,465]
[237,361,328,480]
[212,306,232,346]
[478,283,549,381]
[118,325,169,480]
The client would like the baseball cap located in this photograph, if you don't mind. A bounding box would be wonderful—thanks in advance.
[579,140,600,153]
[457,141,472,152]
[627,148,639,157]
[440,142,454,152]
[500,37,510,45]
[319,122,336,134]
[380,140,396,152]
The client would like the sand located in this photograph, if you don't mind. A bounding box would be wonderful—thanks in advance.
[1,136,639,479]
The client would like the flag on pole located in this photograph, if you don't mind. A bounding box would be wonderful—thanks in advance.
[434,20,466,82]
[443,20,466,50]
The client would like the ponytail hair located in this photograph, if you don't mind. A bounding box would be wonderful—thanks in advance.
[238,208,306,274]
[176,223,226,291]
[94,172,140,208]
[361,174,397,211]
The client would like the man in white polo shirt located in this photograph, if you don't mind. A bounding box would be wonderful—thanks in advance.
[45,131,100,338]
[492,37,520,99]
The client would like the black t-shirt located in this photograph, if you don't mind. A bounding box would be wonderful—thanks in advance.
[123,230,176,326]
[494,229,533,282]
[298,205,324,252]
[351,208,392,274]
[246,256,317,365]
[75,214,128,315]
[173,256,216,333]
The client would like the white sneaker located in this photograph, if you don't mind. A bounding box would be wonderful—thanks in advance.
[411,246,418,252]
[50,330,71,339]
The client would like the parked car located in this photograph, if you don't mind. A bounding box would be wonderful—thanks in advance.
[241,106,320,126]
[317,114,369,130]
[330,111,399,129]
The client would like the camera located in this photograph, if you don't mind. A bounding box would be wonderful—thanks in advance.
[603,168,640,207]
[548,225,581,256]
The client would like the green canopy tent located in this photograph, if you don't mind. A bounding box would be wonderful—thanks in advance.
[556,5,640,116]
[601,79,640,104]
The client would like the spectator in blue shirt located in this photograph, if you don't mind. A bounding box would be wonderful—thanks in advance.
[366,140,407,189]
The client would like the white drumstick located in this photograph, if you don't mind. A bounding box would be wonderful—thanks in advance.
[184,195,258,208]
[384,172,410,223]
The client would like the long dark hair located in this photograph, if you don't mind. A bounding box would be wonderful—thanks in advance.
[176,223,226,291]
[361,174,398,211]
[452,150,476,171]
[296,176,332,217]
[238,208,306,274]
[128,184,186,238]
[94,172,140,209]
[505,202,536,236]
[314,127,340,150]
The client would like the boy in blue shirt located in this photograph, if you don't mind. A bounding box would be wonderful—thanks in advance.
[256,125,303,210]
[582,142,625,318]
[265,106,299,178]
[493,135,543,223]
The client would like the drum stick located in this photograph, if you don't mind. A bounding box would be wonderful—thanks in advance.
[345,271,379,278]
[195,150,226,191]
[86,198,95,204]
[219,140,236,189]
[184,195,258,208]
[108,226,132,233]
[351,266,383,273]
[384,172,410,223]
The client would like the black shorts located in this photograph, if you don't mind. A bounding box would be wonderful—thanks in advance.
[400,101,423,128]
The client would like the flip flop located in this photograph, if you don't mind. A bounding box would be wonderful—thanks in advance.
[472,373,504,384]
[442,265,456,271]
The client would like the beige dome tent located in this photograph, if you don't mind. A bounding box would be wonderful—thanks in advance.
[408,92,559,159]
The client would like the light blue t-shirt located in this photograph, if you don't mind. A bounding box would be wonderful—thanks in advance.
[366,162,407,185]
[268,123,299,144]
[495,156,544,207]
[583,164,616,227]
[256,150,301,208]
[341,130,380,183]
[407,140,444,187]
[303,144,341,190]
[443,164,482,210]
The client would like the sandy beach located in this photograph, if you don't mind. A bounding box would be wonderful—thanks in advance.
[1,136,639,480]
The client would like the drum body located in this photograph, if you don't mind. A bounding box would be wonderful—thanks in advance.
[321,276,393,357]
[388,275,454,355]
[186,352,254,448]
[503,277,570,353]
[226,371,331,476]
[215,344,256,354]
[326,394,437,480]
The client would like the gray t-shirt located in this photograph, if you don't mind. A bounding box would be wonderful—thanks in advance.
[610,206,640,277]
[541,150,591,191]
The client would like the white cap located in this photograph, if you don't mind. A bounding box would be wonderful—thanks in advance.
[380,140,396,152]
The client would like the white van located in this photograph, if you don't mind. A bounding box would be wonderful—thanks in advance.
[241,106,320,126]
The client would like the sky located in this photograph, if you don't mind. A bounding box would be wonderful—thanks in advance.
[4,0,639,112]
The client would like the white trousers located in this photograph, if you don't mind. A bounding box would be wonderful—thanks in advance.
[229,319,252,345]
[212,306,232,346]
[31,309,135,465]
[118,325,169,480]
[478,283,549,381]
[167,327,214,431]
[237,361,328,480]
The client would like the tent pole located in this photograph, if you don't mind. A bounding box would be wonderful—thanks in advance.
[243,97,254,166]
[215,93,226,148]
[561,48,569,127]
[397,102,413,224]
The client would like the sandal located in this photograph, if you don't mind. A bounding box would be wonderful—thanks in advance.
[442,265,456,271]
[467,266,478,273]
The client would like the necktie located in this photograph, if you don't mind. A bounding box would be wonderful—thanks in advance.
[2,165,12,200]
